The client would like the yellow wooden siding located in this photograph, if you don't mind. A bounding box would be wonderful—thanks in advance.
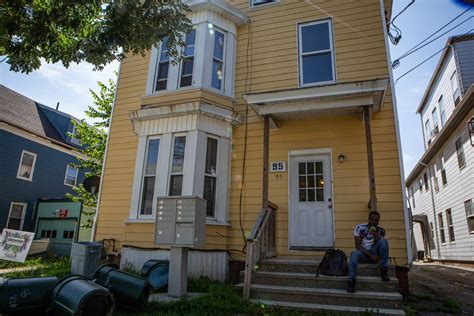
[96,0,406,264]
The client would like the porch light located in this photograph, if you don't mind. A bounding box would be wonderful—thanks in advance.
[469,117,474,146]
[338,154,345,163]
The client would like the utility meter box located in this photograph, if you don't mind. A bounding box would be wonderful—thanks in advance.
[155,197,206,247]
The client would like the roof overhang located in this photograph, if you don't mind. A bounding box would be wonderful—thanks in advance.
[406,85,474,186]
[243,79,389,120]
[186,0,248,26]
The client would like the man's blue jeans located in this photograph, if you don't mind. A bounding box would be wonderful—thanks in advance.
[348,238,389,281]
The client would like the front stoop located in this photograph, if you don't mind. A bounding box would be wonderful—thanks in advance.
[236,258,405,315]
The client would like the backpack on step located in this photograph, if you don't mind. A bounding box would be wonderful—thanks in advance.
[316,249,348,277]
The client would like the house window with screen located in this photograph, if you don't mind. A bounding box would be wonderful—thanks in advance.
[7,202,27,230]
[212,30,225,91]
[446,209,455,242]
[203,137,218,217]
[169,136,186,196]
[455,137,466,169]
[423,172,429,191]
[440,155,448,186]
[180,29,196,87]
[438,213,446,244]
[431,107,439,135]
[450,71,460,105]
[17,150,37,181]
[438,95,446,127]
[465,199,474,233]
[64,165,79,186]
[155,36,170,91]
[299,19,335,86]
[140,138,160,215]
[251,0,278,7]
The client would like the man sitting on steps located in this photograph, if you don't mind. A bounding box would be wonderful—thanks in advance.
[347,210,390,293]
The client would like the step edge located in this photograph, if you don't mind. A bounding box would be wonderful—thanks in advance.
[253,271,399,284]
[251,299,406,315]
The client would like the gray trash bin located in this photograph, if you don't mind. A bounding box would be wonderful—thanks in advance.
[70,242,102,279]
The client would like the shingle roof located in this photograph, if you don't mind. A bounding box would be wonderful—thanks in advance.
[0,84,80,148]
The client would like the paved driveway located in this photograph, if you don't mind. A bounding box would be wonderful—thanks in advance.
[409,262,474,315]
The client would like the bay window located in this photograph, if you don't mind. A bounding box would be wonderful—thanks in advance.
[180,29,197,88]
[203,137,218,217]
[211,30,225,91]
[140,138,160,215]
[169,136,186,196]
[155,36,170,91]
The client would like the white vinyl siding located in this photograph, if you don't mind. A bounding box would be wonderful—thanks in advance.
[298,19,336,87]
[16,150,37,181]
[6,202,27,231]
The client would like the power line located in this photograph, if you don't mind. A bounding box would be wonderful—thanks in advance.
[392,6,472,68]
[392,15,473,68]
[395,29,474,85]
[388,0,415,45]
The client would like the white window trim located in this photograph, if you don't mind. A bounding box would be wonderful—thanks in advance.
[465,199,474,234]
[203,135,220,219]
[154,39,171,93]
[446,209,455,243]
[70,125,81,145]
[6,202,27,231]
[178,28,197,89]
[210,28,227,93]
[64,164,79,187]
[298,19,336,88]
[138,136,162,220]
[168,133,188,196]
[250,0,280,8]
[16,150,37,182]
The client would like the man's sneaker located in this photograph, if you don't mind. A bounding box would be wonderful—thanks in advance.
[347,279,356,293]
[380,267,390,282]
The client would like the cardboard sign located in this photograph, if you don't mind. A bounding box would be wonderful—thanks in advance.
[0,229,35,263]
[59,209,68,218]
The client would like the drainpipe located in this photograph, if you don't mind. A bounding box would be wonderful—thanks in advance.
[420,162,441,259]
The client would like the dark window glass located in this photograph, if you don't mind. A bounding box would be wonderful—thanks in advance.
[205,138,218,175]
[145,139,160,175]
[438,213,446,244]
[204,176,217,216]
[252,0,277,6]
[171,136,186,173]
[140,176,156,215]
[211,30,225,90]
[301,23,330,52]
[302,53,333,84]
[455,137,466,169]
[155,36,170,91]
[180,29,196,88]
[446,209,455,242]
[169,175,183,196]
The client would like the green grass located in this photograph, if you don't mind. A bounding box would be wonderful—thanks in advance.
[403,292,462,315]
[0,257,70,278]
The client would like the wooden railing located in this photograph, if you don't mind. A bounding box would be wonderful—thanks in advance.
[243,201,278,299]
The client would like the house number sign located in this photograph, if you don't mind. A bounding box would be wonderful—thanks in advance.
[271,161,286,172]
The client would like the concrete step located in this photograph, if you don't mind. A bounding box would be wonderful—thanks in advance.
[244,271,399,292]
[252,299,406,316]
[236,283,403,309]
[260,258,396,277]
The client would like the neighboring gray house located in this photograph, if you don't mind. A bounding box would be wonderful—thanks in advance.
[406,33,474,263]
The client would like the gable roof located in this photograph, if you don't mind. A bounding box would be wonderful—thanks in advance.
[416,33,474,114]
[0,84,81,149]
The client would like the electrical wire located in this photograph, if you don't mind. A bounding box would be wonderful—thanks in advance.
[388,0,415,45]
[392,7,472,67]
[395,29,474,84]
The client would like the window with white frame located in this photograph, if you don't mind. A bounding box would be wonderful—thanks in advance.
[211,29,225,91]
[425,119,431,145]
[203,137,218,217]
[179,29,197,88]
[438,95,446,127]
[423,172,429,191]
[430,222,435,240]
[433,163,439,192]
[70,124,81,145]
[431,107,439,135]
[450,71,460,106]
[64,164,79,186]
[17,150,37,181]
[140,138,160,216]
[418,178,423,192]
[455,136,466,169]
[410,186,415,208]
[465,199,474,233]
[438,212,446,244]
[169,135,186,196]
[155,36,170,91]
[440,155,448,186]
[298,19,335,86]
[446,208,455,242]
[250,0,278,7]
[7,202,27,230]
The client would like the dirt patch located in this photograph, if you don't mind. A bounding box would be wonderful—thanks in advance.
[406,263,474,315]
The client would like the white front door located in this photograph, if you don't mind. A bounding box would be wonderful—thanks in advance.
[289,153,334,249]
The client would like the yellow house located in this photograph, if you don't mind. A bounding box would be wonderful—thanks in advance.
[94,0,411,309]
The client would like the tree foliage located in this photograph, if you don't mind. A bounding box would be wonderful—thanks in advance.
[66,76,115,227]
[0,0,192,73]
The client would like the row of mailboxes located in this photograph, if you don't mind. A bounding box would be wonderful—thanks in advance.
[155,196,206,247]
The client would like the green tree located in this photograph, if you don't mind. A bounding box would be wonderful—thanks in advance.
[0,0,191,73]
[66,76,115,227]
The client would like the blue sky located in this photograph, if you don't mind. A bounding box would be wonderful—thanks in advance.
[0,0,472,176]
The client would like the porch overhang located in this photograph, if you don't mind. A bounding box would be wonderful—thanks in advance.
[243,79,389,120]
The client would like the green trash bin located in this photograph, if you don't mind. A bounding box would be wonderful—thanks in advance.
[48,275,114,316]
[93,265,150,311]
[0,276,58,315]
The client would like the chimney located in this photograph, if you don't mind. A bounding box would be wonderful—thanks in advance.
[56,102,60,110]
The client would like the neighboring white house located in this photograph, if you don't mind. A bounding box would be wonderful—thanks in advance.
[406,33,474,263]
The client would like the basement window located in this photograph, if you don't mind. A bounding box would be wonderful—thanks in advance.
[298,19,335,86]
